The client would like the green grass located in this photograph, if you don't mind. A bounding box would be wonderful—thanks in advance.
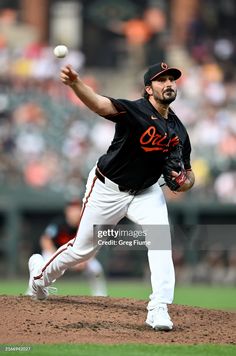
[174,285,236,310]
[0,344,235,356]
[0,279,235,310]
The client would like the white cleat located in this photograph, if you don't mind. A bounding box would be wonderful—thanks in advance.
[146,304,173,331]
[28,254,49,300]
[24,286,33,297]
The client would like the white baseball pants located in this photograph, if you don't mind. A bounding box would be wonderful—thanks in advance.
[37,166,175,308]
[42,250,107,297]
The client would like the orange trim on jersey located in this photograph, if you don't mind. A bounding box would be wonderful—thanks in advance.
[34,176,98,280]
[141,146,169,152]
[104,111,126,119]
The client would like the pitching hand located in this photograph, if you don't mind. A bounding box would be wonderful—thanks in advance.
[60,65,79,86]
[171,170,194,192]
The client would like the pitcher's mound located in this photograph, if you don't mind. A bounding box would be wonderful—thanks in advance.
[1,296,235,344]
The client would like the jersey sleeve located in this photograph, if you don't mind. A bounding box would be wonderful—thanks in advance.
[102,97,131,123]
[182,132,192,170]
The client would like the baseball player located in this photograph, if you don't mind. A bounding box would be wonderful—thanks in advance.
[26,200,107,297]
[27,62,195,331]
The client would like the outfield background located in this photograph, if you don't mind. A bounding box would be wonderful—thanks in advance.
[0,279,236,311]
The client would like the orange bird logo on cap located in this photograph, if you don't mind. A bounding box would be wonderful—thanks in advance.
[161,62,168,69]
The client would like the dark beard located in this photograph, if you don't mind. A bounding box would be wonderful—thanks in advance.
[159,96,176,104]
[154,91,176,104]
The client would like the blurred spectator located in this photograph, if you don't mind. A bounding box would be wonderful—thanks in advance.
[214,172,236,203]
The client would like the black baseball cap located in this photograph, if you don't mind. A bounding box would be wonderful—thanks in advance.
[144,62,182,85]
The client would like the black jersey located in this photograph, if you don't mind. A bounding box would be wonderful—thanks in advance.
[97,97,191,191]
[44,217,77,249]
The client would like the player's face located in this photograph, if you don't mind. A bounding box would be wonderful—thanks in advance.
[147,75,177,104]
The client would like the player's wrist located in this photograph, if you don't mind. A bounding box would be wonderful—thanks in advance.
[69,77,79,88]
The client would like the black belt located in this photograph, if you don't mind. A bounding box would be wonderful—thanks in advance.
[95,168,138,195]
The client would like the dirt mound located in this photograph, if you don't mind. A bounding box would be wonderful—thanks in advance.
[1,296,235,344]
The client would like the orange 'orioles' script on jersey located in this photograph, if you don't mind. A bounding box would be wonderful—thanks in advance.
[140,126,180,152]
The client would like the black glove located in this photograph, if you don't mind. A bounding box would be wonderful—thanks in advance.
[162,144,187,191]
